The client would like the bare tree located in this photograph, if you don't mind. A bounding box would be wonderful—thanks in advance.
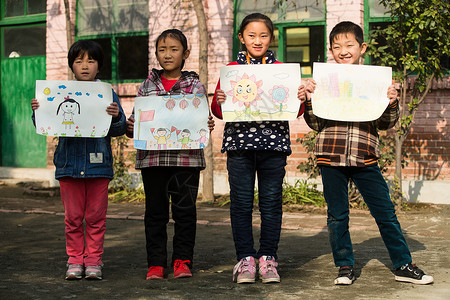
[191,0,214,201]
[63,0,73,79]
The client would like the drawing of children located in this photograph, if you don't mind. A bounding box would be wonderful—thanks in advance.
[57,97,80,130]
[196,128,208,149]
[178,129,192,149]
[153,128,170,150]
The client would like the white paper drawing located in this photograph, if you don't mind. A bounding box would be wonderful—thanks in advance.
[133,94,210,150]
[35,80,112,137]
[311,62,392,122]
[220,64,301,122]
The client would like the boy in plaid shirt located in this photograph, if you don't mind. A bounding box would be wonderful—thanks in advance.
[300,21,433,285]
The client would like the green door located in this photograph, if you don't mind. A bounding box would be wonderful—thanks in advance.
[1,55,47,167]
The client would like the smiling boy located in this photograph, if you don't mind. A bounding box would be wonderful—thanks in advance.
[301,21,434,286]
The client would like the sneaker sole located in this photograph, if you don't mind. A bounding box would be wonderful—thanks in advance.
[236,278,256,284]
[395,275,433,285]
[146,275,164,280]
[261,278,280,284]
[85,274,102,280]
[334,277,355,285]
[65,274,82,280]
[174,273,192,278]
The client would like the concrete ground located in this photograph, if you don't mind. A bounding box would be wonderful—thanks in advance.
[0,180,449,300]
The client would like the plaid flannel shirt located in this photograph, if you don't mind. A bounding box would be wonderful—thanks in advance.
[132,68,206,169]
[303,99,399,167]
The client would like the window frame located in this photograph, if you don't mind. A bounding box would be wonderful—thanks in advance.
[232,0,327,77]
[0,0,46,25]
[363,0,391,66]
[75,0,149,83]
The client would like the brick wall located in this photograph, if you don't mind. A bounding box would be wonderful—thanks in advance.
[44,0,450,184]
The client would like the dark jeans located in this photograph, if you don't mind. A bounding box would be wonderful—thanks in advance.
[227,150,287,261]
[320,165,412,269]
[141,167,200,268]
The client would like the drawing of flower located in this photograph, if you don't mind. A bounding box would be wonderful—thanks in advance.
[226,73,263,108]
[90,126,96,137]
[269,85,289,104]
[269,85,289,111]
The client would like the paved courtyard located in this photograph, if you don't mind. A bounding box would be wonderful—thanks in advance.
[0,181,449,299]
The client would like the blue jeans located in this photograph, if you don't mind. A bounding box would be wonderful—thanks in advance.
[227,150,287,261]
[320,165,412,269]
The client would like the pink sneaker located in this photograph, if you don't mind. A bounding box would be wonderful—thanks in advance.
[259,256,280,283]
[232,256,256,283]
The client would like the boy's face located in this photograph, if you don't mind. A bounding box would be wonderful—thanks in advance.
[72,53,99,81]
[329,33,367,65]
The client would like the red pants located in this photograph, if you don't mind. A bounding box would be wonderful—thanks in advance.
[59,177,110,266]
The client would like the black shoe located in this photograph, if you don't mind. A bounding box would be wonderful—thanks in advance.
[334,266,355,285]
[394,263,434,284]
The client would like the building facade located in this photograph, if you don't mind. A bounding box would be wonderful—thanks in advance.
[1,0,448,203]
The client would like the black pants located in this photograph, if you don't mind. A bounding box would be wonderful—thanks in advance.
[141,167,200,268]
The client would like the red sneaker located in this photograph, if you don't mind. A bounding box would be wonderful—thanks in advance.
[146,266,164,280]
[173,259,192,278]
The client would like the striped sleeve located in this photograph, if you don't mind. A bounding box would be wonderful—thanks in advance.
[376,99,399,130]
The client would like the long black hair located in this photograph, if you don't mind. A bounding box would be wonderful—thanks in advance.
[56,98,80,115]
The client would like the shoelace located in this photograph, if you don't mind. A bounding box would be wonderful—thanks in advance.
[238,259,255,274]
[261,260,278,273]
[403,264,423,276]
[174,260,191,270]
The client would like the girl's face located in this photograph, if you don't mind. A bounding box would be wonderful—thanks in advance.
[239,21,273,59]
[62,102,77,113]
[72,52,99,81]
[156,36,190,76]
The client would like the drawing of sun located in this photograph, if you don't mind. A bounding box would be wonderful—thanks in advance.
[43,87,51,95]
[226,73,263,108]
[269,85,289,104]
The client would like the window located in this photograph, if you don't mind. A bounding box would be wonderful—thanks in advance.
[364,0,391,66]
[3,0,46,18]
[234,0,326,76]
[77,0,149,82]
[1,0,46,58]
[3,25,46,57]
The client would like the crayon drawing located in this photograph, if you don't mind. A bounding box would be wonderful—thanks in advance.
[133,94,210,150]
[220,64,301,122]
[312,62,392,121]
[34,80,112,137]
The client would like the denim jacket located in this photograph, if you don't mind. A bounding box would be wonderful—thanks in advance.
[33,89,127,179]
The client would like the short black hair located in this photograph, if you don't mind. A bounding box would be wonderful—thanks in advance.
[155,29,188,70]
[67,40,104,72]
[329,21,364,46]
